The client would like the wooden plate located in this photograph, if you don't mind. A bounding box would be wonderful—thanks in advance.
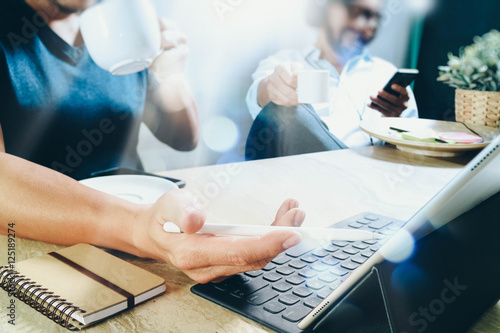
[360,118,499,157]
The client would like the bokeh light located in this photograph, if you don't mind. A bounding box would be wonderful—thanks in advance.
[202,116,240,153]
[408,0,435,14]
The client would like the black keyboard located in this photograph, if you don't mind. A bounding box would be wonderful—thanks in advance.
[191,213,404,333]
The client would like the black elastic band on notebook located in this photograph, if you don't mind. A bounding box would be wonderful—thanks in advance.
[48,252,135,310]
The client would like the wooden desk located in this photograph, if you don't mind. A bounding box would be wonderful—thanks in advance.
[1,146,498,332]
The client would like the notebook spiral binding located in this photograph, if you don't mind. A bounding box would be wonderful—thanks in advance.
[0,266,82,331]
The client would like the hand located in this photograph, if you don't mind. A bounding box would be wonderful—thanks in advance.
[133,190,305,283]
[265,63,302,106]
[149,19,190,83]
[368,84,410,117]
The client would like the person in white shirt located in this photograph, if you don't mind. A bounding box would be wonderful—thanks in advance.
[245,0,418,160]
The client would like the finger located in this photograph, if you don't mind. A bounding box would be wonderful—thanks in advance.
[367,102,384,114]
[272,208,305,228]
[160,30,188,50]
[370,96,399,114]
[275,64,297,88]
[390,84,410,101]
[367,100,396,118]
[377,90,400,105]
[154,190,206,234]
[173,230,302,269]
[268,82,299,106]
[158,18,179,32]
[273,198,299,223]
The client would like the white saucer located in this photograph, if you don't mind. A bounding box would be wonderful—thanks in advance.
[79,175,178,204]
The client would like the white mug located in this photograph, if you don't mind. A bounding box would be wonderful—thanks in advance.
[297,70,330,104]
[80,0,161,76]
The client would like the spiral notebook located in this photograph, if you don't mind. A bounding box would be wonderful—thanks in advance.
[0,244,166,330]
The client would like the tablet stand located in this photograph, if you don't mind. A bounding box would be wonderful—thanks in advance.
[311,191,500,333]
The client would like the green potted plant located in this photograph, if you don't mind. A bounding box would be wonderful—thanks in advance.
[437,29,500,128]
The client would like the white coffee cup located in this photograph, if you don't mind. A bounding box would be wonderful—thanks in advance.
[80,0,161,76]
[297,70,330,104]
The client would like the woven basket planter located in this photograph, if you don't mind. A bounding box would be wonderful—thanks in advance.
[455,89,500,128]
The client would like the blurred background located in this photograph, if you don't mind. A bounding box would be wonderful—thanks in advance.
[140,0,500,172]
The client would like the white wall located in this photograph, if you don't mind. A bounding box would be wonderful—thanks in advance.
[139,0,418,172]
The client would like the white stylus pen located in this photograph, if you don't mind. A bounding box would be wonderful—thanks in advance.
[163,223,383,241]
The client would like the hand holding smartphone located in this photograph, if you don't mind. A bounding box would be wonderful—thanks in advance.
[371,68,419,110]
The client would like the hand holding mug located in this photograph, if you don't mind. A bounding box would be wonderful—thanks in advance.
[149,19,190,83]
[265,63,302,106]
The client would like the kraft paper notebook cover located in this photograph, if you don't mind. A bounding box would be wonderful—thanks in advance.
[0,244,166,330]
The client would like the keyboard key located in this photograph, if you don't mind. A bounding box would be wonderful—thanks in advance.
[304,297,322,308]
[330,266,350,276]
[298,270,317,279]
[262,262,277,271]
[279,294,300,306]
[264,301,286,314]
[341,261,360,270]
[285,241,316,258]
[263,272,283,282]
[322,243,339,253]
[317,288,333,299]
[312,249,329,258]
[351,255,368,264]
[277,267,295,276]
[332,252,349,260]
[293,287,313,298]
[352,243,369,250]
[361,250,374,258]
[214,275,249,291]
[272,255,291,265]
[273,281,292,293]
[301,255,318,264]
[348,222,364,229]
[310,263,329,272]
[306,280,325,290]
[230,278,269,298]
[362,240,378,245]
[368,219,392,230]
[318,272,338,284]
[332,241,349,247]
[364,214,379,221]
[245,270,263,278]
[282,306,312,323]
[388,222,404,231]
[321,257,340,266]
[342,246,360,255]
[356,218,371,225]
[371,244,381,252]
[246,290,278,306]
[289,260,307,270]
[286,276,305,286]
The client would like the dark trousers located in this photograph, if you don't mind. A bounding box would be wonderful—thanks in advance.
[245,102,347,161]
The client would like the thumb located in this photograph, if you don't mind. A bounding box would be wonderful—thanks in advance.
[154,189,206,234]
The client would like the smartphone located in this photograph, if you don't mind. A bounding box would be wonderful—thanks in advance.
[383,68,419,96]
[90,167,186,188]
[371,69,419,109]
